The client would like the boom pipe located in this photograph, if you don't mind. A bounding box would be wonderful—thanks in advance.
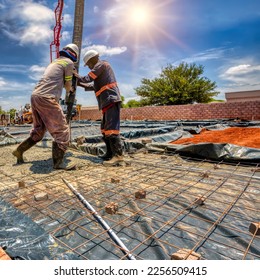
[50,0,64,62]
[66,0,85,126]
[62,178,136,260]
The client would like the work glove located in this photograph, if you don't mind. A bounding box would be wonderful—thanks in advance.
[65,90,75,105]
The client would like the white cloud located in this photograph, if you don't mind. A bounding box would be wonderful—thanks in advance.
[118,82,136,100]
[218,62,260,95]
[105,5,121,21]
[0,76,35,110]
[103,2,138,41]
[0,79,34,93]
[19,3,53,22]
[0,77,7,86]
[93,6,99,13]
[82,45,127,56]
[175,47,228,65]
[1,2,54,45]
[220,63,260,81]
[60,31,72,42]
[29,65,46,81]
[20,25,52,45]
[0,64,27,73]
[1,27,17,41]
[225,64,260,75]
[63,14,73,26]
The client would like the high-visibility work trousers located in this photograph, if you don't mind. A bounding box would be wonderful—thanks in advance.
[101,102,121,136]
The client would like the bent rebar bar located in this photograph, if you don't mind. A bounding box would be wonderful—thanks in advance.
[62,178,136,260]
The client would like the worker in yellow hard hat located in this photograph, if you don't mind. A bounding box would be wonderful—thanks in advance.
[73,49,124,166]
[12,43,79,170]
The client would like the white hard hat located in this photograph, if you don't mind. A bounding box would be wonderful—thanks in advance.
[83,50,99,66]
[64,43,79,58]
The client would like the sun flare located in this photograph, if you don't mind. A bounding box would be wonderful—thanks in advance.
[109,0,185,53]
[129,6,152,26]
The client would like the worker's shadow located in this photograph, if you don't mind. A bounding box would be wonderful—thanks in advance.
[29,158,55,174]
[28,152,101,174]
[65,150,103,165]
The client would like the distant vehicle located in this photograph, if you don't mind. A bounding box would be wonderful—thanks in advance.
[22,112,33,124]
[14,104,33,125]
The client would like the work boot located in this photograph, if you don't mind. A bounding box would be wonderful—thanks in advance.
[52,142,76,170]
[12,137,37,164]
[103,135,124,167]
[99,136,113,161]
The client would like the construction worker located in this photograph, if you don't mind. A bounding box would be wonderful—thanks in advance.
[12,43,79,170]
[73,50,124,166]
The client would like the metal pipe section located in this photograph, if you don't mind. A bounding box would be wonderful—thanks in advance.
[62,178,136,260]
[66,0,85,127]
[72,0,84,66]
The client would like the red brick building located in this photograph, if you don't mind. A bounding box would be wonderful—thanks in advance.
[225,90,260,102]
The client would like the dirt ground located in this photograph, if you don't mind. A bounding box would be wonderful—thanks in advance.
[0,143,96,179]
[171,127,260,149]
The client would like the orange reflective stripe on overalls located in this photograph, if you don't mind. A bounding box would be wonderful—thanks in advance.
[89,71,97,80]
[103,130,120,136]
[95,82,117,97]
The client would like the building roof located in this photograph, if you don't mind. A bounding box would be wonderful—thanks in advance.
[225,89,260,102]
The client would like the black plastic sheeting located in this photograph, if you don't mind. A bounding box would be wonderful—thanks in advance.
[0,196,171,260]
[0,197,80,260]
[46,192,260,260]
[147,143,260,163]
[1,188,259,260]
[74,120,260,163]
[1,119,260,162]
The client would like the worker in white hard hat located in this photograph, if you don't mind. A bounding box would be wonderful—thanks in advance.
[12,43,79,170]
[73,49,124,166]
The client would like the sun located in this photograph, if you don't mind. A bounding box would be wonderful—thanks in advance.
[105,0,187,54]
[129,5,152,26]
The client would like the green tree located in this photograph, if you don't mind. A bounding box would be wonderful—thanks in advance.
[124,99,142,108]
[0,106,5,114]
[8,108,17,121]
[120,95,125,108]
[135,62,219,106]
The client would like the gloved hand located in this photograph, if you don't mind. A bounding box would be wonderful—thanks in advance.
[70,85,76,94]
[65,91,75,104]
[65,91,70,104]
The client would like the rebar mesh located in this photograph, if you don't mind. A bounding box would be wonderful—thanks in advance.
[0,146,259,260]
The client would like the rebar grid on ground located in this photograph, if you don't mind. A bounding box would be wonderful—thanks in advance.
[0,149,259,260]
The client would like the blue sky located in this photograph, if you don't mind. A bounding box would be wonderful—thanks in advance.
[0,0,260,111]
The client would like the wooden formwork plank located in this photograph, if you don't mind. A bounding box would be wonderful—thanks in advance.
[0,247,11,260]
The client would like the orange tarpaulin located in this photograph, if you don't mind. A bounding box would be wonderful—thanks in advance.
[171,127,260,149]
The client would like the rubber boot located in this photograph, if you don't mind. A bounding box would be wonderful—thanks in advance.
[52,142,76,170]
[12,137,37,164]
[99,136,113,161]
[103,135,124,167]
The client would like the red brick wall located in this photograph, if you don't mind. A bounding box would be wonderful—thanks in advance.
[79,108,102,120]
[77,101,260,121]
